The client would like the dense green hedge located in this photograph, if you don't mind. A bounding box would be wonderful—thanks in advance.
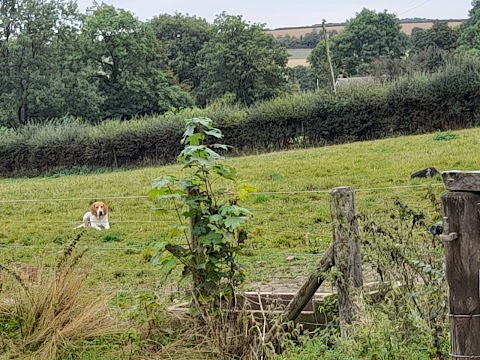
[1,57,480,177]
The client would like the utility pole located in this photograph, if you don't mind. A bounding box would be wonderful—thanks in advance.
[322,19,337,95]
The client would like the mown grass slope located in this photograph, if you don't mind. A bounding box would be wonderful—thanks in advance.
[0,128,475,287]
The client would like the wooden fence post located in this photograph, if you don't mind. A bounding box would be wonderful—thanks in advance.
[441,171,480,359]
[330,186,362,337]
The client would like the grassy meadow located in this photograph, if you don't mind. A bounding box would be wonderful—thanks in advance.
[0,127,477,358]
[287,48,311,67]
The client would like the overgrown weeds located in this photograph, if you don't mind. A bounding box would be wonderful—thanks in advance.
[0,234,120,359]
[360,197,448,358]
[140,297,266,360]
[273,196,448,359]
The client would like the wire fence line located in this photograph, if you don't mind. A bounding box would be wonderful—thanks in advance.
[0,243,329,258]
[0,183,444,204]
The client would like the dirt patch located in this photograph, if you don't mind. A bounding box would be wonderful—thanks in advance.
[288,58,309,67]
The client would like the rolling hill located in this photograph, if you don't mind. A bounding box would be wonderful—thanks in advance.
[267,20,464,37]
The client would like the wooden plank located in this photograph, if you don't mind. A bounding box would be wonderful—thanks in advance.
[264,245,334,348]
[330,186,362,337]
[442,171,480,191]
[441,191,480,358]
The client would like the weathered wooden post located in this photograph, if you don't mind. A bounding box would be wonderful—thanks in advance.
[330,186,363,337]
[441,171,480,359]
[265,186,362,347]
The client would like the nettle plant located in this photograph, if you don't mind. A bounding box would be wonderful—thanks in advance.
[149,117,253,306]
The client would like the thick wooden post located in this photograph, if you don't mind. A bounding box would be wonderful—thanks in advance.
[330,186,362,337]
[441,171,480,359]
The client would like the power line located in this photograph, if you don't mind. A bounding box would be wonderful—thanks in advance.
[397,0,433,16]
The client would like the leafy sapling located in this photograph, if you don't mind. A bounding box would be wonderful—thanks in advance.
[149,117,254,307]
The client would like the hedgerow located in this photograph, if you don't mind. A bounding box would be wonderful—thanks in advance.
[1,57,480,177]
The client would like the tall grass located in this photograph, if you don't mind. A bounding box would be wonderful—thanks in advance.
[0,236,119,359]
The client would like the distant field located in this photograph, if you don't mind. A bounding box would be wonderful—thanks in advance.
[268,21,464,37]
[288,48,313,59]
[288,58,309,67]
[287,48,312,67]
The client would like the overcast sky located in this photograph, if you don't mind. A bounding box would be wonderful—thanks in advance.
[76,0,472,29]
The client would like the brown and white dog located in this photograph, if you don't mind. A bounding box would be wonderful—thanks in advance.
[74,201,110,230]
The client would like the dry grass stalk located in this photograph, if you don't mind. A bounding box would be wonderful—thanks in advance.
[0,235,119,359]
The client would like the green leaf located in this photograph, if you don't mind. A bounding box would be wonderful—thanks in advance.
[201,231,224,244]
[160,256,178,275]
[193,117,212,127]
[152,175,177,189]
[204,129,223,138]
[211,144,230,150]
[155,241,169,250]
[209,253,221,263]
[212,164,236,180]
[151,253,162,265]
[209,214,223,223]
[181,124,195,144]
[224,216,249,229]
[220,205,252,216]
[184,132,205,146]
[179,145,207,157]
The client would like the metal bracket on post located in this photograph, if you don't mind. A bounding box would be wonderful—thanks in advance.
[441,232,458,242]
[441,216,458,242]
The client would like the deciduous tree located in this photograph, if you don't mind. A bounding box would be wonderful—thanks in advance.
[148,13,211,90]
[0,0,99,126]
[81,4,193,119]
[458,1,480,55]
[196,13,289,105]
[310,9,408,77]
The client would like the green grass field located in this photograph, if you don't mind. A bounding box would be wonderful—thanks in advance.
[287,48,312,66]
[287,48,312,59]
[0,128,477,358]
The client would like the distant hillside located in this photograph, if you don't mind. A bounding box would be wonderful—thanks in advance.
[267,19,465,37]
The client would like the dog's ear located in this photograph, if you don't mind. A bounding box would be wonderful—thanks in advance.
[90,202,97,214]
[103,203,108,214]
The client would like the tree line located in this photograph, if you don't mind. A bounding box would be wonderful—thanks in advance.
[305,4,480,89]
[0,1,289,127]
[2,0,480,127]
[274,29,338,49]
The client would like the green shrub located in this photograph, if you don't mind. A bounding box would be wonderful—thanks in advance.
[433,130,459,141]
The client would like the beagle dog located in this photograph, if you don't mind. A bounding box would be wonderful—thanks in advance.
[74,201,110,230]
